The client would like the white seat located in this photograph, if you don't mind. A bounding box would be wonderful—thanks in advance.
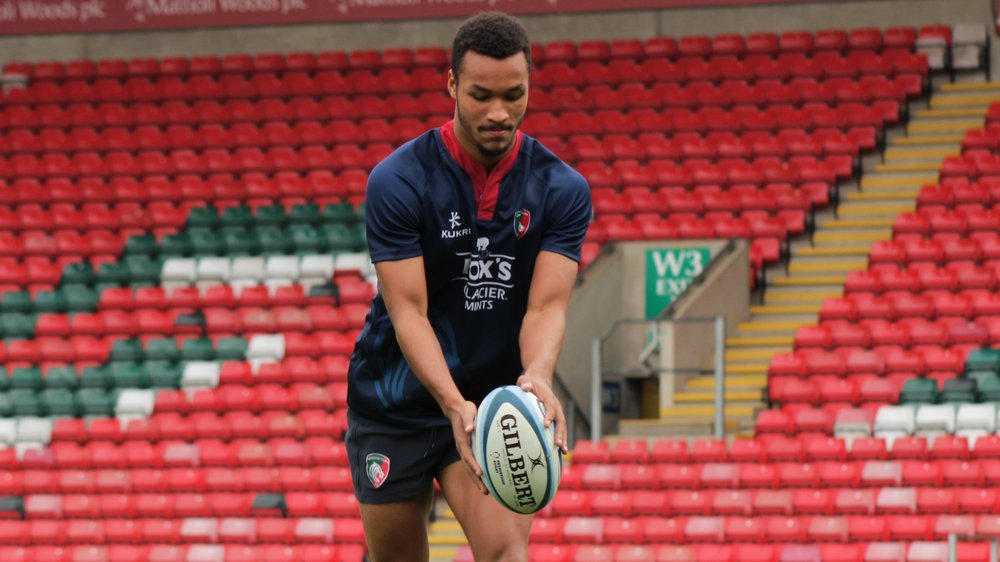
[300,254,335,279]
[914,404,955,439]
[955,403,995,444]
[162,442,199,466]
[265,255,300,280]
[16,417,52,444]
[181,362,221,390]
[866,543,906,562]
[196,257,231,282]
[246,335,285,361]
[0,419,16,446]
[294,518,334,543]
[906,541,948,562]
[187,544,225,562]
[874,405,915,448]
[952,23,987,71]
[161,258,197,286]
[218,518,256,541]
[336,252,374,277]
[861,461,901,486]
[834,407,873,438]
[180,518,219,543]
[916,34,949,71]
[875,487,916,514]
[115,389,155,418]
[230,256,265,282]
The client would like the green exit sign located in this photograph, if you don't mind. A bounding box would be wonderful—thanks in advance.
[645,247,711,318]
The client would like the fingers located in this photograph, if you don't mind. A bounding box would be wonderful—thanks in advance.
[452,401,488,495]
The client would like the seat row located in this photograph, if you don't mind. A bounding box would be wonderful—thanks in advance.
[591,183,821,211]
[0,542,361,562]
[843,265,1000,296]
[769,345,972,378]
[893,208,1000,237]
[871,236,1000,266]
[819,292,1000,324]
[795,317,996,350]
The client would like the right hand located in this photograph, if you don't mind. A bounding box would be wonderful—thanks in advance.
[446,400,489,495]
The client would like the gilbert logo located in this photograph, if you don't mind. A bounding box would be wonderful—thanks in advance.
[366,453,390,489]
[514,209,531,239]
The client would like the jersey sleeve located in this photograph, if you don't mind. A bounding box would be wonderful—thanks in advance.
[539,168,592,262]
[364,160,424,263]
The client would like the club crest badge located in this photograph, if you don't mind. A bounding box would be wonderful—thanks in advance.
[514,209,531,239]
[366,453,390,488]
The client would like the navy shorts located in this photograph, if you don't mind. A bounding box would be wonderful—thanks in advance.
[345,409,462,504]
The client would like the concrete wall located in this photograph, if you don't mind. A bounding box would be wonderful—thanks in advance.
[0,0,991,66]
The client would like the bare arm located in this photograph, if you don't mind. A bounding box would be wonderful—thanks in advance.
[517,250,579,453]
[374,256,488,494]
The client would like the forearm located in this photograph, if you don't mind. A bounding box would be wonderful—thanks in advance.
[392,308,465,414]
[519,303,567,384]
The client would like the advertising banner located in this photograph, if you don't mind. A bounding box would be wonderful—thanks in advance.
[644,246,710,319]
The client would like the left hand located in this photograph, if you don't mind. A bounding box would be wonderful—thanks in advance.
[517,373,568,454]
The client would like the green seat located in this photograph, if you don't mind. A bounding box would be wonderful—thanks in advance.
[63,285,98,312]
[221,206,254,228]
[978,376,1000,401]
[80,366,109,389]
[45,367,78,390]
[351,224,367,250]
[1,291,32,314]
[145,361,181,388]
[321,224,357,252]
[215,337,247,360]
[0,368,8,391]
[965,348,1000,374]
[942,378,977,403]
[1,313,35,339]
[254,205,287,227]
[76,388,115,416]
[123,234,159,256]
[353,203,365,224]
[289,203,320,225]
[110,339,144,363]
[187,206,220,229]
[900,378,940,404]
[181,338,215,361]
[189,229,226,256]
[160,233,193,257]
[109,362,149,389]
[96,262,130,286]
[289,225,325,254]
[10,389,42,416]
[145,339,179,362]
[123,256,162,284]
[0,393,12,416]
[61,262,95,285]
[257,227,292,255]
[10,367,43,390]
[41,388,77,416]
[221,229,259,256]
[33,291,67,313]
[967,370,998,387]
[322,202,356,224]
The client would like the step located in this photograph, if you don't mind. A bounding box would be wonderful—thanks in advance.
[686,374,768,389]
[750,304,820,315]
[787,259,867,274]
[725,348,780,362]
[859,175,937,190]
[429,535,467,546]
[769,275,846,287]
[907,119,982,134]
[837,202,915,217]
[673,390,763,403]
[811,230,889,243]
[430,521,463,533]
[430,548,460,561]
[914,108,986,119]
[930,94,1000,108]
[764,289,841,304]
[819,218,896,229]
[846,189,921,201]
[892,134,965,145]
[660,404,757,418]
[795,245,872,257]
[883,147,959,161]
[873,162,942,174]
[939,82,1000,92]
[617,417,742,438]
[725,336,794,347]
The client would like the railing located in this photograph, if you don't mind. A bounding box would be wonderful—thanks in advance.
[590,314,726,441]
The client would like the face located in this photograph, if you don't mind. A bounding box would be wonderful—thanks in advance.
[448,50,529,166]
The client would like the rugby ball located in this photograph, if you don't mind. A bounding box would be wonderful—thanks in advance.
[472,385,561,514]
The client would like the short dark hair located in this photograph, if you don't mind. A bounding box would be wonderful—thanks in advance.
[450,11,531,81]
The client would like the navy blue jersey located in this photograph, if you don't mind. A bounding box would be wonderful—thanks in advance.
[347,121,592,427]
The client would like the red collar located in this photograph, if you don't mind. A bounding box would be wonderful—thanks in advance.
[439,119,522,221]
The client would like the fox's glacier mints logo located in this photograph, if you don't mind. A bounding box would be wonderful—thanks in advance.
[365,453,390,489]
[456,237,514,312]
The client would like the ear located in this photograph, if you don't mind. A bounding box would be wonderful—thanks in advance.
[447,69,457,100]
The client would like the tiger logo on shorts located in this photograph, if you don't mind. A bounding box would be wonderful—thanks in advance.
[366,453,390,488]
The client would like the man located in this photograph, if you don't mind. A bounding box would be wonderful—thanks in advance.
[346,11,591,562]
